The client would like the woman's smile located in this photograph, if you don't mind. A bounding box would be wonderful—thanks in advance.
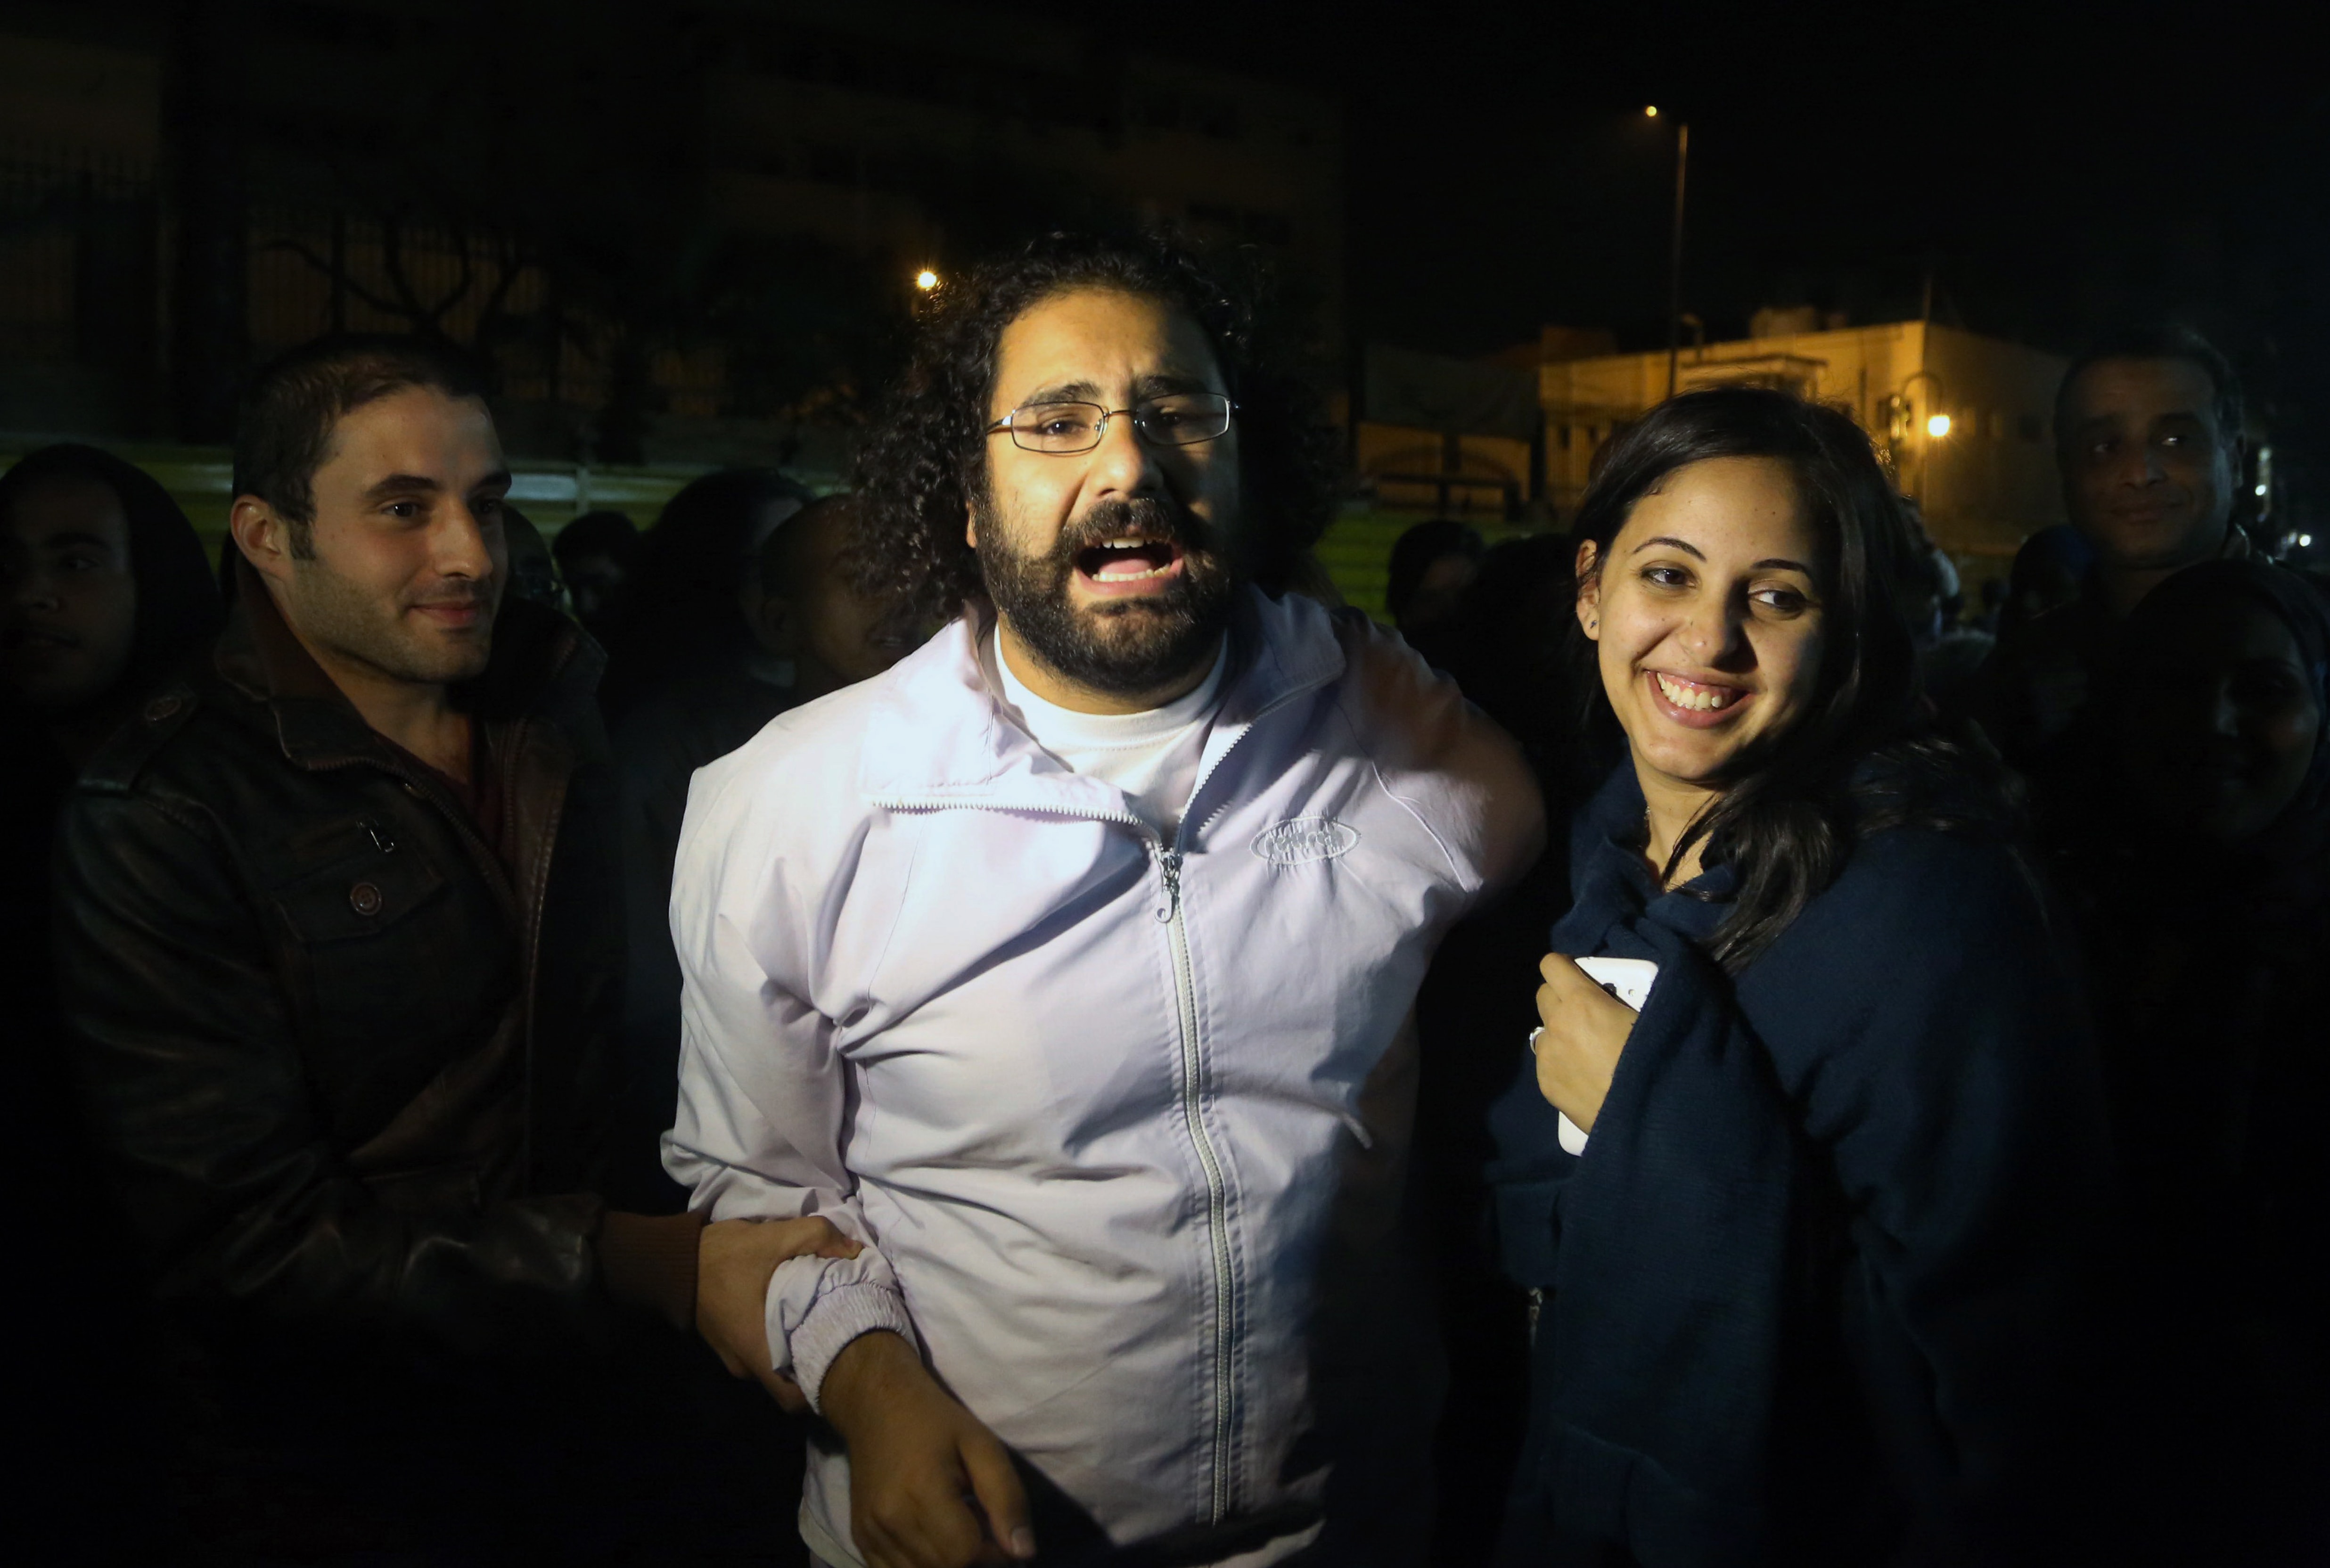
[1646,668,1755,726]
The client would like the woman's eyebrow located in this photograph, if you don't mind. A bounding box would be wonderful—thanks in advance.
[1631,535,1705,559]
[1754,557,1814,573]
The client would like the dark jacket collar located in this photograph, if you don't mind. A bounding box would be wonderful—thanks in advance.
[214,557,599,768]
[1564,762,1738,951]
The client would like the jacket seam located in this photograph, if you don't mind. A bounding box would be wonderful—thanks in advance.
[1330,685,1467,884]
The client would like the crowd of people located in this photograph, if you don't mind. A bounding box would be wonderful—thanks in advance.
[0,228,2320,1568]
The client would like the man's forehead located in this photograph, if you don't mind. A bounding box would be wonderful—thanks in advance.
[994,289,1222,397]
[2067,357,2218,423]
[319,386,506,482]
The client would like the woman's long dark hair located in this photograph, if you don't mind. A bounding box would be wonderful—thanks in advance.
[1574,386,2014,971]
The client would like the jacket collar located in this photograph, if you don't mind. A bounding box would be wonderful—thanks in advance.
[214,555,597,768]
[857,584,1346,812]
[1566,761,1738,944]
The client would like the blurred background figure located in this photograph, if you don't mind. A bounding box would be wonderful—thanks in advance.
[553,509,641,646]
[1,443,222,764]
[742,494,908,706]
[2063,558,2330,1561]
[2,443,221,961]
[0,441,220,1558]
[500,502,569,614]
[1890,497,1992,726]
[1386,517,1484,664]
[613,482,910,1206]
[1981,327,2248,840]
[2000,523,2098,642]
[1432,531,1578,778]
[601,467,812,721]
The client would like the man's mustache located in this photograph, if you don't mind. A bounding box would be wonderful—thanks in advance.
[1053,498,1213,559]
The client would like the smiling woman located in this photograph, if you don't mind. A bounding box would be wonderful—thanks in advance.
[1490,386,2111,1564]
[1568,385,1996,968]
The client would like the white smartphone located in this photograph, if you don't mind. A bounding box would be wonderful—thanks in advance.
[1555,956,1660,1154]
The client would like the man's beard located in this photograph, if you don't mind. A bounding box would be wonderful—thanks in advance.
[976,496,1238,698]
[284,554,500,687]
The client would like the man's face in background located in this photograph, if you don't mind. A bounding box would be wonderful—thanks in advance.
[2058,357,2240,575]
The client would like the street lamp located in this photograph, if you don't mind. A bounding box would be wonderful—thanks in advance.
[1896,369,1949,502]
[915,269,940,292]
[1647,106,1690,400]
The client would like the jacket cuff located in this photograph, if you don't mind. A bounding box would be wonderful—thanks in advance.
[597,1209,706,1332]
[789,1281,918,1412]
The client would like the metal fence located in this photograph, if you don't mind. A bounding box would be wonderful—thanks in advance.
[0,144,160,367]
[0,143,727,433]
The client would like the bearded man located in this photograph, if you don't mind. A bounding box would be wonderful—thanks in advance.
[669,232,1544,1568]
[50,337,852,1559]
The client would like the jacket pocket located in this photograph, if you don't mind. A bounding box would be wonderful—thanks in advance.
[270,841,492,1139]
[270,833,451,944]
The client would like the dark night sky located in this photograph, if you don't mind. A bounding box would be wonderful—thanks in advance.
[1123,0,2328,487]
[1099,0,2321,498]
[1168,2,2322,346]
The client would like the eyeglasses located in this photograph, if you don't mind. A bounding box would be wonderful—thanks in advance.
[987,393,1237,455]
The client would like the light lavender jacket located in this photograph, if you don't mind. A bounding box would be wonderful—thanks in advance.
[664,588,1542,1566]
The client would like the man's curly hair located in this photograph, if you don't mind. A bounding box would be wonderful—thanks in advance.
[848,229,1338,628]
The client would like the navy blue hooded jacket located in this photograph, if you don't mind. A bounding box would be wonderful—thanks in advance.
[1488,763,2108,1567]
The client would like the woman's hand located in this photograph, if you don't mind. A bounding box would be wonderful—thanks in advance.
[1533,952,1638,1133]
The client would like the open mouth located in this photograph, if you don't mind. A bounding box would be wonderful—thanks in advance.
[1074,536,1186,594]
[1649,669,1751,725]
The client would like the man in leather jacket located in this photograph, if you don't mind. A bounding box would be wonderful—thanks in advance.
[49,337,847,1558]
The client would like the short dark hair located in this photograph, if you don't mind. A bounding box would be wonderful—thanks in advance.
[2054,323,2244,448]
[1573,385,2010,970]
[551,509,640,571]
[1386,519,1484,620]
[848,229,1337,627]
[232,334,491,552]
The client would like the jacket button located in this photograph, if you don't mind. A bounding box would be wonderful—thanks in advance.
[348,882,383,917]
[144,694,181,722]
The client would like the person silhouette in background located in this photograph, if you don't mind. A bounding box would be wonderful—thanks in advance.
[552,508,641,645]
[1983,326,2249,841]
[2063,558,2330,1561]
[1386,517,1484,665]
[1,441,222,1560]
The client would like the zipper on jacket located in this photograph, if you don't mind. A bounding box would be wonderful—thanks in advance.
[872,666,1338,1528]
[1156,838,1235,1524]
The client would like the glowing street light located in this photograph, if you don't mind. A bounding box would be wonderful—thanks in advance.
[1644,105,1659,117]
[914,269,940,292]
[1926,412,1953,439]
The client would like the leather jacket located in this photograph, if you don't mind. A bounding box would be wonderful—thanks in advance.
[52,575,681,1363]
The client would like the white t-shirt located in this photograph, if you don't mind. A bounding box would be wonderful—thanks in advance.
[985,627,1228,836]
